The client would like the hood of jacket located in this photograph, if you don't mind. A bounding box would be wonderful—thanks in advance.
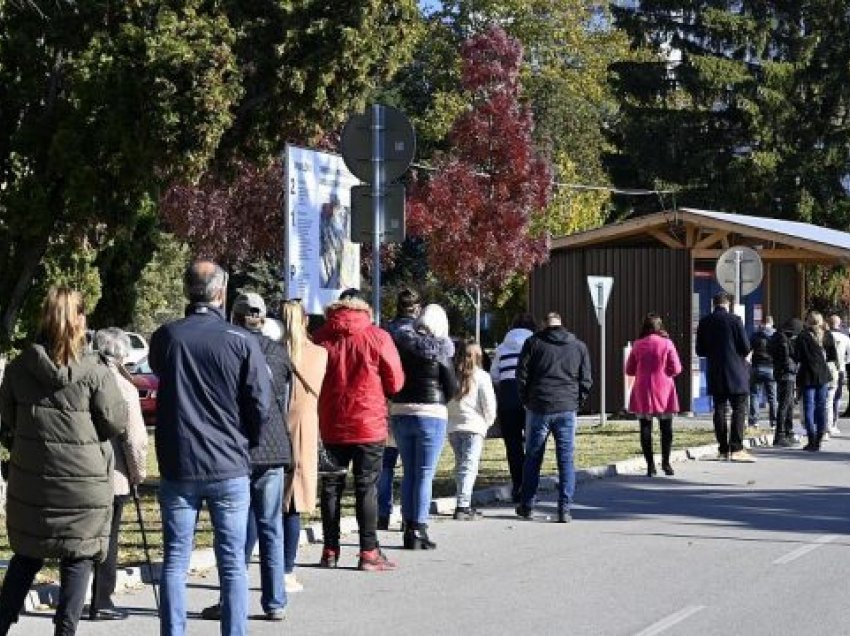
[323,298,373,337]
[538,326,575,346]
[22,343,88,389]
[396,328,454,361]
[503,328,534,348]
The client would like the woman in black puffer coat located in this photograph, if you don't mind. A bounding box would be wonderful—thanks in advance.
[390,304,458,550]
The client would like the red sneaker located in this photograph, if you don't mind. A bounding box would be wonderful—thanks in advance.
[319,547,339,568]
[357,548,397,572]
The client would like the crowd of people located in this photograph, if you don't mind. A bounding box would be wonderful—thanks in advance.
[0,266,843,635]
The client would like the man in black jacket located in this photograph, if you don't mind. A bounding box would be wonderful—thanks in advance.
[151,260,271,636]
[748,316,778,428]
[770,318,803,447]
[695,291,753,462]
[515,312,592,523]
[201,292,292,622]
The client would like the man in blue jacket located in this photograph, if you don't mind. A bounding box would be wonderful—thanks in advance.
[696,291,753,462]
[150,260,271,636]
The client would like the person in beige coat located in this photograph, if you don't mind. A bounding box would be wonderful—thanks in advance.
[280,299,327,593]
[90,328,148,620]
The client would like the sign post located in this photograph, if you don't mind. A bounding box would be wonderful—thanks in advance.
[341,104,416,323]
[586,276,614,426]
[715,246,763,319]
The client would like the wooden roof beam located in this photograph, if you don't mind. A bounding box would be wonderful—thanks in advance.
[692,247,837,262]
[647,228,685,249]
[694,230,728,249]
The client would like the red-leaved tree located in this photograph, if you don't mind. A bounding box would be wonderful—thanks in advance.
[159,159,283,267]
[408,25,552,320]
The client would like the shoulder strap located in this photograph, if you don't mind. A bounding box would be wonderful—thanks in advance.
[291,363,319,398]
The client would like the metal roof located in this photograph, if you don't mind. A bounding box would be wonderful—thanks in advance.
[679,207,850,253]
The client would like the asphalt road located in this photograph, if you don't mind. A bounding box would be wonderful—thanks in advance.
[15,434,850,636]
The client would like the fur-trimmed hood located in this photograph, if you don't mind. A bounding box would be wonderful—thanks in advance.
[323,298,374,337]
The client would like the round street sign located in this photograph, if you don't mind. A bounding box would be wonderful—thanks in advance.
[715,246,763,297]
[340,105,416,183]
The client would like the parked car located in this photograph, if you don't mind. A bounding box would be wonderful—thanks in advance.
[124,331,149,367]
[129,357,158,427]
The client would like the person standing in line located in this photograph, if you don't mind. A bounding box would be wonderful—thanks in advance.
[200,293,292,622]
[695,292,754,462]
[391,304,458,549]
[490,313,538,503]
[378,287,421,530]
[625,313,682,477]
[89,328,148,621]
[795,311,837,452]
[0,288,127,636]
[151,261,271,636]
[447,339,496,520]
[279,298,327,593]
[313,293,405,571]
[748,316,778,429]
[827,314,850,436]
[515,312,591,523]
[769,318,803,447]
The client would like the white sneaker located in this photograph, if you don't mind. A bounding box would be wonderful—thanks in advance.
[285,573,303,593]
[823,432,831,441]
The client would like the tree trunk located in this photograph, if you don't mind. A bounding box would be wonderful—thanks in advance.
[0,236,50,347]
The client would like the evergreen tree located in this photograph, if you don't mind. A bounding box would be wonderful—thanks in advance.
[610,1,850,227]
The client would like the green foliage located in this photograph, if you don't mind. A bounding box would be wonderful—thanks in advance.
[0,0,421,349]
[132,233,190,337]
[611,2,850,227]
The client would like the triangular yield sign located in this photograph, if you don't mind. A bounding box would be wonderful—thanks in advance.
[586,275,614,312]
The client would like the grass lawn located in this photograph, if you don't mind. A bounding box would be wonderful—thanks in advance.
[1,423,720,583]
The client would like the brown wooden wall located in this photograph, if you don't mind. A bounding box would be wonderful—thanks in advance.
[529,247,692,415]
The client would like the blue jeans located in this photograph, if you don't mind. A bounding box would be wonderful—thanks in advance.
[449,432,484,508]
[392,415,447,525]
[159,476,250,636]
[802,384,829,444]
[377,446,399,518]
[283,507,300,574]
[749,365,777,427]
[521,410,576,509]
[244,467,286,614]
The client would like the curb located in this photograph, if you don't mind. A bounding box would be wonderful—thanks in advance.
[20,433,774,612]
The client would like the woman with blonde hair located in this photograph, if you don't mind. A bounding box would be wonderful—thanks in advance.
[795,311,837,451]
[391,303,458,549]
[447,339,496,520]
[0,288,127,635]
[280,299,328,592]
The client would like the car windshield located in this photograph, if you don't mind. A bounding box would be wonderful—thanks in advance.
[128,334,146,349]
[131,357,153,374]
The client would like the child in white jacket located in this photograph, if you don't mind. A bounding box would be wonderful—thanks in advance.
[447,340,497,520]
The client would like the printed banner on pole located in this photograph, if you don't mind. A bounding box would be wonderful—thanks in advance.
[285,145,361,315]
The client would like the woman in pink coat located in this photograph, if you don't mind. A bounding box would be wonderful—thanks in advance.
[626,313,683,476]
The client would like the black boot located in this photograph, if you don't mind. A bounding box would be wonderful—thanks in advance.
[639,419,655,476]
[402,522,419,550]
[660,417,674,476]
[377,516,389,531]
[415,524,437,550]
[0,615,14,636]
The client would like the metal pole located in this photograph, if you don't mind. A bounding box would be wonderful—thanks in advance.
[371,104,384,323]
[598,283,606,426]
[475,285,481,344]
[132,485,160,611]
[734,249,742,309]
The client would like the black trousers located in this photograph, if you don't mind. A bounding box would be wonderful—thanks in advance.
[321,442,383,552]
[775,378,796,441]
[0,554,93,636]
[639,417,673,467]
[712,393,748,454]
[498,405,526,498]
[91,495,128,610]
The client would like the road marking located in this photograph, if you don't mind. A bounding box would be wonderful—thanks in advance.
[634,605,706,636]
[773,534,839,565]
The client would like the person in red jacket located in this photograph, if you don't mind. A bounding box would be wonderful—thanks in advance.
[313,294,405,571]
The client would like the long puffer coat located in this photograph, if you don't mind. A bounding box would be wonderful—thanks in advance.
[0,344,127,560]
